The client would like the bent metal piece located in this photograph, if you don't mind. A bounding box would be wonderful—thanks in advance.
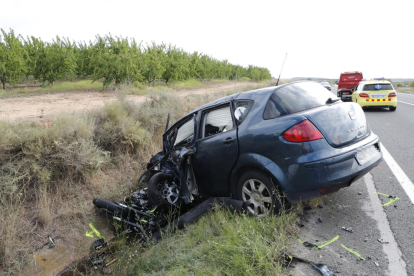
[58,197,245,275]
[285,254,336,276]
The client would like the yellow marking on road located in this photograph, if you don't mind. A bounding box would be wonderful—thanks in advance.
[85,222,104,239]
[293,235,339,249]
[314,235,340,249]
[376,192,400,207]
[341,244,365,260]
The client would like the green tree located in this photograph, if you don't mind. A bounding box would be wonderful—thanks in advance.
[27,36,77,85]
[90,35,144,88]
[409,81,414,88]
[0,29,28,90]
[162,45,190,83]
[396,82,403,87]
[141,42,166,84]
[74,40,94,79]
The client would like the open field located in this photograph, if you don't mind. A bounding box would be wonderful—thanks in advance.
[0,80,273,122]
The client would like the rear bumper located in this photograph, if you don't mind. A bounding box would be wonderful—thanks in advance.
[358,97,397,107]
[283,137,382,203]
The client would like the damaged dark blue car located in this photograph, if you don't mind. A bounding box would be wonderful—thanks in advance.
[145,81,382,216]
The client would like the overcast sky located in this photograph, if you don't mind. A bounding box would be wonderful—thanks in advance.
[2,0,413,79]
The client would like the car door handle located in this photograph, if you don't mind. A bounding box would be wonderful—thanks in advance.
[224,137,235,144]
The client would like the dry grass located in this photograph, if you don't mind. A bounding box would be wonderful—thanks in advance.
[396,87,414,94]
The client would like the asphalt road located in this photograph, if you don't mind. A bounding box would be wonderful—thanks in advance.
[290,86,414,276]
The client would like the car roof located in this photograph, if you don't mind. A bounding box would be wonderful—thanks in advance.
[165,81,312,133]
[188,86,277,114]
[360,80,391,85]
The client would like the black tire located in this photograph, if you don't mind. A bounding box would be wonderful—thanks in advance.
[147,172,179,206]
[236,170,283,216]
[389,106,397,111]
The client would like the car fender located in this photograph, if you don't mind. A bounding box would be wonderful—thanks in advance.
[229,153,289,197]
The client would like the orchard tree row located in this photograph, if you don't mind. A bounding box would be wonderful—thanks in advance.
[0,29,271,90]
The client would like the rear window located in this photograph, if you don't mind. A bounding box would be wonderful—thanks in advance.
[264,82,335,120]
[363,84,393,91]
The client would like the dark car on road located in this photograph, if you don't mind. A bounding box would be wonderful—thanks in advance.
[146,81,382,216]
[320,81,332,91]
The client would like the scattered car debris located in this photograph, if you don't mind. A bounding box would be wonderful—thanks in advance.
[358,192,362,195]
[90,238,105,250]
[374,261,379,267]
[341,227,354,233]
[377,239,389,244]
[48,235,55,249]
[59,197,246,275]
[317,218,323,223]
[304,241,319,248]
[284,253,336,276]
[106,258,117,267]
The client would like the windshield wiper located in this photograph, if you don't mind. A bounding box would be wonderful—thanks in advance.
[326,97,340,104]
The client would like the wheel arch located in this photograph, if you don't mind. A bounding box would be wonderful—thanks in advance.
[229,153,287,199]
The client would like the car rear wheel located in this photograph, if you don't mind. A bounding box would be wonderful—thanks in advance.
[148,172,180,206]
[389,106,397,111]
[237,171,282,216]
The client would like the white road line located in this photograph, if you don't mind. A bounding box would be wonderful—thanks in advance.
[380,143,414,204]
[398,101,414,106]
[363,173,407,276]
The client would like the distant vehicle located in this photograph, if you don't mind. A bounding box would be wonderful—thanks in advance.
[352,80,397,111]
[337,71,363,101]
[320,81,331,91]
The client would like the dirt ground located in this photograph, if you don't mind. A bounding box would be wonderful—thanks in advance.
[0,82,258,122]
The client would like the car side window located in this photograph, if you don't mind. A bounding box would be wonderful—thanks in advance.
[357,84,363,92]
[202,105,234,138]
[174,117,195,146]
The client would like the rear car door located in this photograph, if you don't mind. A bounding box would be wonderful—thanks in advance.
[193,103,238,197]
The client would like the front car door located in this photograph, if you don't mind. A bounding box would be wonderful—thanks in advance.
[193,103,239,197]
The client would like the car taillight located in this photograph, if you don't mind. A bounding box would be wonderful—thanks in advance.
[388,92,397,97]
[359,93,369,98]
[282,120,323,142]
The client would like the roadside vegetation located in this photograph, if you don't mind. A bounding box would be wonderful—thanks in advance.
[114,205,296,275]
[0,28,271,93]
[0,79,299,275]
[395,80,414,94]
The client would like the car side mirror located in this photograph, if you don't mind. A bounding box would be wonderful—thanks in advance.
[234,107,247,121]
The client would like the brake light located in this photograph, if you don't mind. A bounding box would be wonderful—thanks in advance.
[283,120,323,142]
[388,92,397,97]
[359,93,369,98]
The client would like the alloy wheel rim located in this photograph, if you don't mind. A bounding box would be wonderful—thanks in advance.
[158,180,179,205]
[241,179,272,217]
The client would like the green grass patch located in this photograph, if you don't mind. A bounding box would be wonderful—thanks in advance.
[0,80,104,98]
[115,205,296,275]
[170,79,205,89]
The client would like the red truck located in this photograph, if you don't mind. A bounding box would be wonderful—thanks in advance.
[337,71,363,101]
